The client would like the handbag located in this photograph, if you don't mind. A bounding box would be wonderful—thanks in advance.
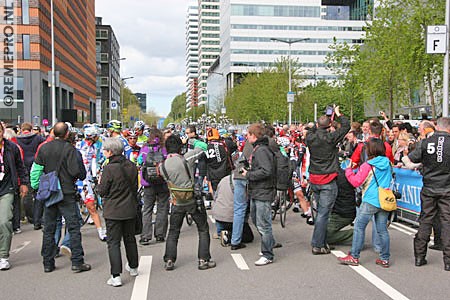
[161,155,194,206]
[35,144,66,207]
[370,165,397,212]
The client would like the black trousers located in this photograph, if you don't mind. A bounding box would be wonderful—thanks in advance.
[106,218,139,275]
[164,202,211,262]
[12,192,20,230]
[414,188,450,264]
[42,197,85,267]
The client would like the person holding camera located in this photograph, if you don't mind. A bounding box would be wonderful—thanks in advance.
[305,105,350,255]
[240,123,276,266]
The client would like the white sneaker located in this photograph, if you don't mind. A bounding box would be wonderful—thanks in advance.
[87,217,94,225]
[60,245,72,258]
[258,252,263,256]
[255,257,273,266]
[98,228,107,241]
[0,258,11,270]
[106,276,122,287]
[125,263,139,277]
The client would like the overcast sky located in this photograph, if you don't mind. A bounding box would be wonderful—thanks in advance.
[95,0,192,117]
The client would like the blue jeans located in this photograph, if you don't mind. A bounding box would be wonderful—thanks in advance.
[351,202,390,261]
[250,199,274,260]
[54,214,71,249]
[231,179,247,245]
[311,180,338,248]
[356,207,382,252]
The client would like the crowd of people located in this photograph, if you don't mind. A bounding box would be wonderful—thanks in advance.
[0,109,449,287]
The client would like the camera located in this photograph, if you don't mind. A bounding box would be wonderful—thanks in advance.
[393,191,402,199]
[325,105,334,116]
[238,157,250,174]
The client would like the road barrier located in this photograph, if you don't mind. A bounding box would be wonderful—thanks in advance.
[393,168,422,226]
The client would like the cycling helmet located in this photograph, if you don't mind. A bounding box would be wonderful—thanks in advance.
[167,123,175,130]
[227,126,236,134]
[84,126,98,139]
[106,120,122,132]
[218,128,227,137]
[134,120,145,131]
[127,130,137,138]
[277,136,290,147]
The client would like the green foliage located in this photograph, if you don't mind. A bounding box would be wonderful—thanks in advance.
[169,93,187,122]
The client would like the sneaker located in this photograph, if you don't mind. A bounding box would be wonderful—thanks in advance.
[230,243,246,250]
[429,243,443,251]
[312,246,331,255]
[139,238,151,246]
[125,263,139,277]
[338,254,359,266]
[306,216,314,226]
[164,260,174,271]
[87,217,94,225]
[98,228,107,241]
[255,257,273,266]
[375,258,389,268]
[106,276,122,287]
[198,259,216,270]
[13,228,22,234]
[0,258,11,270]
[220,230,230,247]
[273,242,282,249]
[60,245,72,258]
[71,263,92,273]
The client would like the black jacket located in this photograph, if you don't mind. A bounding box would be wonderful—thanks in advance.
[0,139,29,195]
[97,155,138,220]
[306,116,350,175]
[333,169,356,219]
[206,139,232,183]
[34,139,86,195]
[408,131,450,193]
[246,137,275,201]
[16,133,45,173]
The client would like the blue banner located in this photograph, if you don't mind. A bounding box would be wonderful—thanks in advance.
[393,168,423,215]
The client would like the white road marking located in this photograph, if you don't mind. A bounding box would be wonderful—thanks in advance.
[231,253,249,270]
[10,241,31,254]
[390,224,416,236]
[208,215,216,224]
[130,256,152,300]
[332,250,410,300]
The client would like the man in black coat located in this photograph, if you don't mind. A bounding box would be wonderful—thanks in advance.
[31,122,90,273]
[241,123,276,266]
[306,106,350,255]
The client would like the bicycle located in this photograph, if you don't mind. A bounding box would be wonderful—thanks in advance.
[271,188,295,228]
[303,181,318,224]
[78,178,105,226]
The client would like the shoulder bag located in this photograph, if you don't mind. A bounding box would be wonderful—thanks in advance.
[370,165,397,212]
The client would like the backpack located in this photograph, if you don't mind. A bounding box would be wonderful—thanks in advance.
[273,149,293,191]
[143,149,165,184]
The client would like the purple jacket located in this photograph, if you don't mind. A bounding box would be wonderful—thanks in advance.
[139,144,167,187]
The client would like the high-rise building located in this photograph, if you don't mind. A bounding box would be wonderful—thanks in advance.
[96,17,121,125]
[218,0,367,94]
[0,0,96,126]
[185,3,199,110]
[197,0,220,108]
[134,92,147,113]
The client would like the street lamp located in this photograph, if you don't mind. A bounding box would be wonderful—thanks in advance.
[51,0,56,125]
[271,37,310,125]
[120,76,134,124]
[108,57,126,121]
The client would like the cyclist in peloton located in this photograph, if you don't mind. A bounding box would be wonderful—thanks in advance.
[106,120,133,159]
[133,120,148,148]
[77,125,106,241]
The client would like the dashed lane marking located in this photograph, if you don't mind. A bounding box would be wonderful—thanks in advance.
[390,223,416,236]
[10,241,31,254]
[130,256,152,300]
[231,253,250,270]
[332,250,410,300]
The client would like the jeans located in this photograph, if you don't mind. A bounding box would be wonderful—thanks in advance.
[326,212,353,245]
[0,193,14,259]
[311,180,338,248]
[414,188,450,264]
[33,194,44,226]
[106,218,139,276]
[231,179,248,245]
[54,214,71,249]
[250,199,275,260]
[141,185,170,240]
[41,197,85,268]
[351,202,390,261]
[164,202,211,262]
[216,220,226,235]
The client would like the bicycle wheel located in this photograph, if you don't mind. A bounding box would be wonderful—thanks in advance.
[310,193,318,224]
[185,213,194,226]
[285,188,295,210]
[279,190,287,228]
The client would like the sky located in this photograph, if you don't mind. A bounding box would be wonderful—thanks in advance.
[95,0,192,117]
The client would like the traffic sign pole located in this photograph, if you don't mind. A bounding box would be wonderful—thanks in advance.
[444,0,450,117]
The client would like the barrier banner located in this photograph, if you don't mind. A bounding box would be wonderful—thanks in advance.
[393,168,423,215]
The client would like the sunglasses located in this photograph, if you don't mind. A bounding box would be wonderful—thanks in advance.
[128,137,137,140]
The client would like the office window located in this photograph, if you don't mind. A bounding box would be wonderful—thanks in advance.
[22,0,29,24]
[22,35,30,59]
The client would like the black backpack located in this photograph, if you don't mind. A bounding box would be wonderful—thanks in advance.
[143,149,165,184]
[273,149,293,191]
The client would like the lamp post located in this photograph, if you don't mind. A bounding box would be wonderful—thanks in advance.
[120,76,134,124]
[444,0,450,117]
[50,0,56,125]
[108,57,126,121]
[270,38,309,125]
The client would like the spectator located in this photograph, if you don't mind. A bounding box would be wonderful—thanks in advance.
[394,132,410,166]
[30,122,90,273]
[408,117,450,271]
[305,106,350,255]
[96,138,140,287]
[241,123,276,265]
[0,123,29,271]
[339,138,392,268]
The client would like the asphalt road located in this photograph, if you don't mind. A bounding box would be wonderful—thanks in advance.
[2,210,449,300]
